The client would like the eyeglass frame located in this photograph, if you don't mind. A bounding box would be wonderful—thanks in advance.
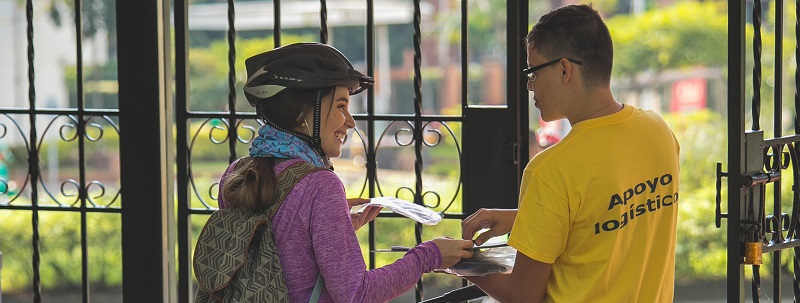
[522,58,583,80]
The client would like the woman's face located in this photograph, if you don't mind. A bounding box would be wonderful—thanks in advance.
[317,86,355,158]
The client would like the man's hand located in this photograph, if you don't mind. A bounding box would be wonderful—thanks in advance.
[348,198,382,230]
[461,208,518,245]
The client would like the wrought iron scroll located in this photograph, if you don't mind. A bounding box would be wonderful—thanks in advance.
[35,115,121,208]
[0,114,31,205]
[372,121,462,214]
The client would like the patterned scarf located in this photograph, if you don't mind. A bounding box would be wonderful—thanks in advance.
[249,123,327,168]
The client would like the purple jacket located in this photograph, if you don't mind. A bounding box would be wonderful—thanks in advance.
[218,158,442,303]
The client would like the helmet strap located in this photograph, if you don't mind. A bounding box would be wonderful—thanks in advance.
[258,89,332,169]
[311,88,326,159]
[262,117,314,144]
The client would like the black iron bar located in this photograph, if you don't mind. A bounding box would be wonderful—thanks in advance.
[74,0,90,300]
[793,0,800,298]
[319,0,328,44]
[751,0,762,131]
[773,0,784,299]
[461,0,468,111]
[0,205,122,213]
[412,0,425,299]
[226,0,238,164]
[727,0,747,299]
[26,0,42,300]
[764,134,800,146]
[459,8,470,300]
[764,239,800,253]
[184,111,465,122]
[274,0,281,46]
[366,0,377,271]
[0,108,118,115]
[174,0,191,300]
[743,171,782,187]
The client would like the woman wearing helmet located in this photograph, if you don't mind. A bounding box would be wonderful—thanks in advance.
[216,43,473,302]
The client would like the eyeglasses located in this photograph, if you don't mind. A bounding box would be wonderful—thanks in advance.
[523,58,583,80]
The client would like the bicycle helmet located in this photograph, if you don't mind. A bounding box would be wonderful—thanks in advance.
[243,42,374,106]
[243,42,373,166]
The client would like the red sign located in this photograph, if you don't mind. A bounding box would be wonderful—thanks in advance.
[670,78,707,112]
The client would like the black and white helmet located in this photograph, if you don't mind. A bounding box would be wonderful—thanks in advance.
[243,43,372,166]
[243,42,374,106]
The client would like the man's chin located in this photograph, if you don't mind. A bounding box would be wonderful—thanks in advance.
[539,115,557,122]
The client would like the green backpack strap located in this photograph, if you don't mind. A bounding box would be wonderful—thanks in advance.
[309,275,325,303]
[267,159,327,219]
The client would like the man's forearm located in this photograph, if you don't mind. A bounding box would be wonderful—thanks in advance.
[464,252,550,303]
[466,274,539,303]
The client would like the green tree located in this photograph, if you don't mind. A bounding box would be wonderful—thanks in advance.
[187,34,313,112]
[606,1,728,77]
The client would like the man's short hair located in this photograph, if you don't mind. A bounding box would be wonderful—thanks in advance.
[526,4,613,88]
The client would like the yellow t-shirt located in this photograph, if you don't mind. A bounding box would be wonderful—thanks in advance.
[508,104,680,302]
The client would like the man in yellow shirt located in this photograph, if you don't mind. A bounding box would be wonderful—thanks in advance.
[461,4,680,302]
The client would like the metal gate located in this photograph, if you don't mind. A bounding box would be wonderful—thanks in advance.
[720,0,800,301]
[172,0,529,302]
[0,0,125,302]
[0,0,531,302]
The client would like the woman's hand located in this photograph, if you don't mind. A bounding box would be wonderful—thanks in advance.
[431,237,474,269]
[348,198,382,230]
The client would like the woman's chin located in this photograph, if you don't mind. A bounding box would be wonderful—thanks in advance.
[324,150,342,158]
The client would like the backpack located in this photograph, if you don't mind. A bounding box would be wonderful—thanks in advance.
[193,158,325,303]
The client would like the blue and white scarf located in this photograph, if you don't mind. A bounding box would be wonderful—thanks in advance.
[249,123,327,168]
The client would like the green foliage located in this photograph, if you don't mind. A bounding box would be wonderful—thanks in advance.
[45,126,120,167]
[438,0,506,60]
[607,1,728,76]
[188,34,314,112]
[186,119,252,162]
[422,120,463,179]
[659,110,728,280]
[662,110,726,192]
[0,210,122,291]
[675,185,727,280]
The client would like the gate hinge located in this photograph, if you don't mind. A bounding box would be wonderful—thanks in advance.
[715,162,728,228]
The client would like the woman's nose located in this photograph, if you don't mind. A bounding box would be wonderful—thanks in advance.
[527,79,534,91]
[345,111,356,129]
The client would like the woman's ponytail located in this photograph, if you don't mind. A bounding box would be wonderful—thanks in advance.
[221,157,279,213]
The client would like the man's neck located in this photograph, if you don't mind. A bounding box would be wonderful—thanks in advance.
[567,88,619,126]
